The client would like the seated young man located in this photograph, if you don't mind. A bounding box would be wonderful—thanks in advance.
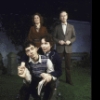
[17,41,56,100]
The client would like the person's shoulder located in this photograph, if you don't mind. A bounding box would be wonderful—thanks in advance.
[50,50,62,62]
[67,23,74,27]
[41,26,48,30]
[50,50,60,57]
[55,24,61,27]
[52,49,57,53]
[53,24,61,30]
[30,26,35,29]
[41,26,47,28]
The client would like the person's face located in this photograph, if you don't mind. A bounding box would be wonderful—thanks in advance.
[25,44,39,59]
[33,15,40,24]
[60,12,68,23]
[41,38,52,53]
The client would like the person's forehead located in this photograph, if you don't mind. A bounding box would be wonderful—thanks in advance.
[60,12,67,16]
[34,15,39,18]
[42,38,50,43]
[41,38,46,42]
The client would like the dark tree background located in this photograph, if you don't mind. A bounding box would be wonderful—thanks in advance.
[0,14,32,46]
[0,14,57,46]
[0,0,92,47]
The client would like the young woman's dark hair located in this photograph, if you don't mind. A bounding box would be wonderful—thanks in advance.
[41,34,55,50]
[31,13,44,25]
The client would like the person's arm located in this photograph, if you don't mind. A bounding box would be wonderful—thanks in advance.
[27,27,32,41]
[40,59,57,84]
[18,65,31,83]
[53,26,65,45]
[69,25,76,43]
[20,62,25,67]
[49,53,62,78]
[65,25,76,45]
[46,59,57,80]
[44,27,48,34]
[46,59,54,73]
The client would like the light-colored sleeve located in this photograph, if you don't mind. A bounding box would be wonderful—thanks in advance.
[46,59,54,73]
[46,59,57,80]
[21,62,25,66]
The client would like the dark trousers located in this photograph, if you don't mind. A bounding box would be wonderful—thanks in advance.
[42,80,56,100]
[59,51,73,85]
[19,79,56,100]
[19,78,41,100]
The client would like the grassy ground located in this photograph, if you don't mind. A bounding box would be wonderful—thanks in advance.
[57,66,91,100]
[0,61,91,100]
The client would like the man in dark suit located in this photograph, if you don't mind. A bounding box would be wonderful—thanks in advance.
[53,11,76,85]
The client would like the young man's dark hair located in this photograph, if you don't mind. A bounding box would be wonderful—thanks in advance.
[23,40,37,49]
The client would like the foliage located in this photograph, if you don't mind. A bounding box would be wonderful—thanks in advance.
[1,14,32,46]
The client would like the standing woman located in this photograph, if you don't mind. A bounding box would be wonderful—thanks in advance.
[27,13,48,54]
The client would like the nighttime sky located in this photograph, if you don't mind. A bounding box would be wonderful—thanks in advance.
[0,0,92,22]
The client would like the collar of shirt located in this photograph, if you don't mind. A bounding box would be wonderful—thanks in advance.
[61,22,67,26]
[28,55,42,64]
[44,51,51,57]
[35,24,41,29]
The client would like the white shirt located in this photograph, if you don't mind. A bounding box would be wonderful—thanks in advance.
[29,55,56,80]
[62,23,67,35]
[44,52,57,80]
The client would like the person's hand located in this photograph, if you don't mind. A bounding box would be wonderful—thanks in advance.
[65,40,71,45]
[18,65,32,82]
[18,66,26,77]
[59,40,65,45]
[40,73,52,85]
[18,62,26,75]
